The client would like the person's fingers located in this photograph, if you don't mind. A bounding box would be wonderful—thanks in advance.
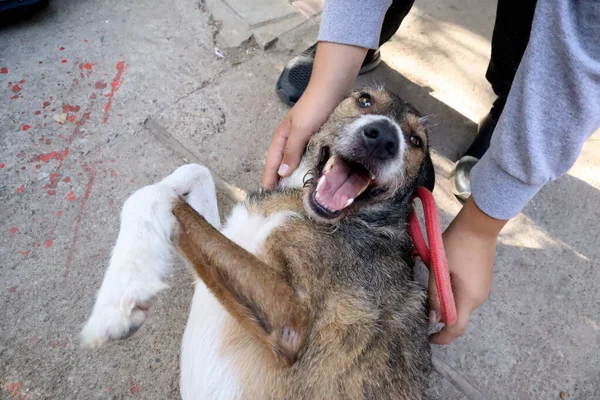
[262,118,291,189]
[278,128,312,178]
[429,303,472,345]
[427,270,442,324]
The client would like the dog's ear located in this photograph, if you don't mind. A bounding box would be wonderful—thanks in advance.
[417,153,435,191]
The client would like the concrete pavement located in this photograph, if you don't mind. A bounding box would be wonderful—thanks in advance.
[1,0,598,398]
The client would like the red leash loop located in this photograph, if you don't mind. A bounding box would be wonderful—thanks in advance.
[408,187,457,326]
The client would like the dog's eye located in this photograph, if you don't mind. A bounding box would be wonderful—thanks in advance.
[358,94,372,108]
[409,135,421,147]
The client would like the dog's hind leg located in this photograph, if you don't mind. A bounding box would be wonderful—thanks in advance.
[81,164,219,347]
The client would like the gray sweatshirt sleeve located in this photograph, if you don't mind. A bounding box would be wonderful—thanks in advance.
[470,0,600,220]
[317,0,391,49]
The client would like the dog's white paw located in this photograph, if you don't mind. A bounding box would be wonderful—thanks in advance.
[163,163,220,229]
[161,164,212,195]
[81,296,150,348]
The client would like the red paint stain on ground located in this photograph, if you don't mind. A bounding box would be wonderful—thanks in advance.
[7,382,26,400]
[19,79,25,84]
[67,191,76,201]
[34,110,41,115]
[56,210,63,217]
[22,124,31,131]
[44,172,60,195]
[62,177,71,183]
[110,169,117,178]
[103,61,127,123]
[35,164,41,169]
[45,239,53,248]
[64,166,96,276]
[62,104,81,113]
[42,101,51,108]
[15,184,25,193]
[59,46,65,51]
[11,95,19,100]
[51,341,57,348]
[84,39,88,43]
[61,59,68,64]
[90,93,97,100]
[19,250,30,256]
[33,148,69,163]
[80,62,96,70]
[11,84,21,93]
[10,227,18,235]
[130,380,139,395]
[0,163,5,168]
[94,81,107,89]
[9,286,18,292]
[0,67,7,74]
[67,114,77,122]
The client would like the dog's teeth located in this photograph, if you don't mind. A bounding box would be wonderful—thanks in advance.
[344,198,354,209]
[315,191,332,211]
[358,182,370,196]
[316,175,326,192]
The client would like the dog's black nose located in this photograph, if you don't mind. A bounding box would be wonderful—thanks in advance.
[362,120,399,159]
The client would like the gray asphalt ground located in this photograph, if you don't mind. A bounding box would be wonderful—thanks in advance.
[1,0,598,399]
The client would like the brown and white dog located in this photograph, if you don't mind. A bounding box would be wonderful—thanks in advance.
[81,88,434,399]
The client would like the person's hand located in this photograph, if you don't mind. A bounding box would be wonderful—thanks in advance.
[262,93,333,189]
[428,196,508,344]
[262,42,368,189]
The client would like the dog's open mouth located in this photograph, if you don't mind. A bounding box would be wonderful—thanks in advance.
[309,147,374,219]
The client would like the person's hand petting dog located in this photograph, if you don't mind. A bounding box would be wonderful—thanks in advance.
[263,42,367,189]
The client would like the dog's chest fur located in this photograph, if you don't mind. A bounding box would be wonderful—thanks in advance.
[181,188,431,400]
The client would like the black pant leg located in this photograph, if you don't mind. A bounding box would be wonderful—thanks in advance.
[378,0,417,46]
[485,0,537,119]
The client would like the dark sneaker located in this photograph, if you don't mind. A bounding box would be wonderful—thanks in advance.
[451,110,500,202]
[275,44,382,106]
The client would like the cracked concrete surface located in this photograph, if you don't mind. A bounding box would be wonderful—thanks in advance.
[1,0,598,399]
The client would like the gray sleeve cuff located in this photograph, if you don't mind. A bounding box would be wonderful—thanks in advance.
[317,0,392,50]
[470,151,545,220]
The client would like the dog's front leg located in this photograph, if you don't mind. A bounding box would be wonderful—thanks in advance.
[173,202,310,366]
[81,164,220,347]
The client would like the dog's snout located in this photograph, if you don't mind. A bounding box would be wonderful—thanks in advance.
[361,121,399,159]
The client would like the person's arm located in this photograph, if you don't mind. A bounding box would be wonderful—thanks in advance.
[471,0,600,220]
[262,0,392,189]
[429,0,600,344]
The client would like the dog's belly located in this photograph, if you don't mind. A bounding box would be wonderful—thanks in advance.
[180,204,296,400]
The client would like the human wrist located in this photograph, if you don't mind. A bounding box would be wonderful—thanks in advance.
[451,196,508,241]
[304,42,367,106]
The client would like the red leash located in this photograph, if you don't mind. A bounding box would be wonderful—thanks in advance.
[408,187,457,326]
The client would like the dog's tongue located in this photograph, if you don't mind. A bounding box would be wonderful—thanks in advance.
[315,155,371,211]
